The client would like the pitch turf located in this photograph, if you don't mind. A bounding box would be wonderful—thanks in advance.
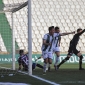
[0,63,85,85]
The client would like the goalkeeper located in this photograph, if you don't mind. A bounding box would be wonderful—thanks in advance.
[18,50,43,71]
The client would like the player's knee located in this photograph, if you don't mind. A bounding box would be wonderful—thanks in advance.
[48,58,52,64]
[44,58,48,63]
[77,52,81,57]
[65,57,70,60]
[49,62,52,64]
[48,60,52,64]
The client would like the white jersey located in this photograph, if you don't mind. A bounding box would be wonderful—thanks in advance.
[41,33,54,53]
[53,33,60,47]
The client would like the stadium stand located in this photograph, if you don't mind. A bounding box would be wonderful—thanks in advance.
[0,0,85,54]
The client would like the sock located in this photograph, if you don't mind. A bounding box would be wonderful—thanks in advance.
[54,57,59,66]
[36,64,43,69]
[47,63,50,68]
[43,63,47,72]
[79,55,83,69]
[47,63,51,71]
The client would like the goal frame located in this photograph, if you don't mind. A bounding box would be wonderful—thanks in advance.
[0,0,32,75]
[12,0,32,75]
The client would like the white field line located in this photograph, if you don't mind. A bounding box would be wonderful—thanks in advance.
[0,67,60,85]
[18,71,60,85]
[0,66,11,69]
[60,81,85,84]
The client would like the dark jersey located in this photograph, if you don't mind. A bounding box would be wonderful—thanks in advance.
[18,54,37,70]
[70,29,85,47]
[18,54,28,70]
[68,29,85,55]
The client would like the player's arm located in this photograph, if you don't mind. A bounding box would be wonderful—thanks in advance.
[43,39,51,45]
[78,29,85,36]
[60,31,75,36]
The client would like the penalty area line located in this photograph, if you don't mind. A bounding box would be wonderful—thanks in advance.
[18,71,60,85]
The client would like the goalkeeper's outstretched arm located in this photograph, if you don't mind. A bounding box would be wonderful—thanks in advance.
[12,1,28,13]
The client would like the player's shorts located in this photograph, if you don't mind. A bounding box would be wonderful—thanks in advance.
[42,51,53,59]
[73,49,80,55]
[67,46,80,56]
[53,47,60,52]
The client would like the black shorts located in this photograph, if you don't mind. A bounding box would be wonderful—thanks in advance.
[67,46,80,56]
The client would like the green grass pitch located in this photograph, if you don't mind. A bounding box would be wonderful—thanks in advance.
[0,63,85,85]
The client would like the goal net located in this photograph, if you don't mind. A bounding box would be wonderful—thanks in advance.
[0,0,30,76]
[0,0,85,76]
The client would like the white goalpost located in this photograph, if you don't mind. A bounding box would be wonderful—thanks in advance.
[11,0,32,74]
[27,0,32,75]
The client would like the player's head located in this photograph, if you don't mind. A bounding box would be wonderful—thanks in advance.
[77,28,82,33]
[19,50,24,55]
[48,26,55,35]
[55,26,60,33]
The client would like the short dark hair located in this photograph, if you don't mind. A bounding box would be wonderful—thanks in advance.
[55,26,59,31]
[19,50,24,54]
[48,26,54,32]
[77,28,82,32]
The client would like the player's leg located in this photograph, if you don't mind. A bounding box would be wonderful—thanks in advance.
[57,55,71,69]
[42,52,48,73]
[32,63,43,70]
[48,52,53,71]
[43,58,48,73]
[74,50,84,70]
[48,58,52,71]
[54,51,60,68]
[53,47,60,70]
[23,65,28,71]
[36,63,43,69]
[54,47,60,66]
[57,48,72,69]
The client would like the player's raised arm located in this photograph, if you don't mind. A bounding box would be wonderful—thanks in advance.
[78,28,85,36]
[60,31,75,36]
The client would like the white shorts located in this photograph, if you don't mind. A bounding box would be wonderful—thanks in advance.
[53,47,60,52]
[42,51,53,59]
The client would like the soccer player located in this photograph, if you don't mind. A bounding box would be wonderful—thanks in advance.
[42,26,55,74]
[56,28,85,70]
[18,50,43,71]
[53,26,61,70]
[42,26,75,73]
[53,27,75,70]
